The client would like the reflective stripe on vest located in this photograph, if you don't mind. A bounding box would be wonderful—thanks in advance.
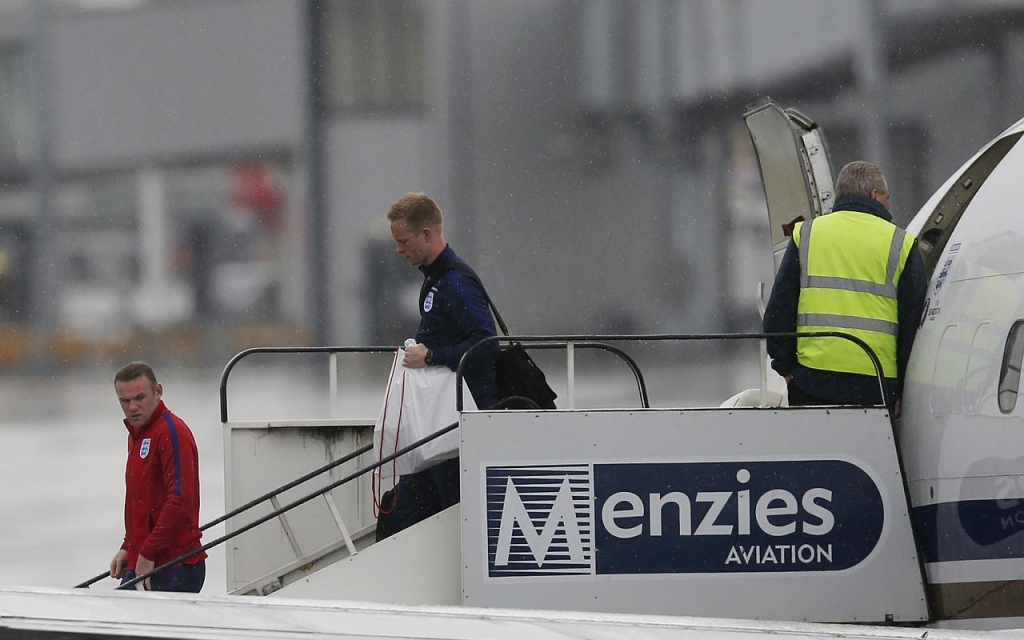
[797,220,906,335]
[793,211,914,378]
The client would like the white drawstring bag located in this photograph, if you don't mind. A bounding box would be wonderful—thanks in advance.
[373,347,476,481]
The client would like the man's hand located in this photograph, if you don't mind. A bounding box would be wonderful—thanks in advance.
[109,549,128,579]
[403,343,428,369]
[135,554,155,591]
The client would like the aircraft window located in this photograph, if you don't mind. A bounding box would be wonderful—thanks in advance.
[931,324,959,418]
[965,322,995,416]
[321,0,426,112]
[998,320,1024,414]
[0,49,33,166]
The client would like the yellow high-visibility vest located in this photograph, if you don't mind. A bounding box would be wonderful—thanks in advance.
[793,210,918,378]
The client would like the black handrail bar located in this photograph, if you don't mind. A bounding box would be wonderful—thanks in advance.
[199,441,365,531]
[75,440,375,589]
[525,341,650,409]
[455,338,651,411]
[219,346,399,423]
[457,332,887,411]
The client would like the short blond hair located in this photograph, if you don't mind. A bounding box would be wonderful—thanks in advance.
[386,192,444,234]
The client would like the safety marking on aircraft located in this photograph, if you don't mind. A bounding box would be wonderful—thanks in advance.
[915,499,1024,563]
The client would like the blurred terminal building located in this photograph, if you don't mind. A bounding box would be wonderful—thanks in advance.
[0,0,1022,369]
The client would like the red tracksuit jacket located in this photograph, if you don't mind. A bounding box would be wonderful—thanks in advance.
[121,401,206,569]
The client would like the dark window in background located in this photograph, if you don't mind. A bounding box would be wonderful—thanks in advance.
[0,49,33,170]
[888,119,930,228]
[321,0,426,112]
[0,222,31,323]
[820,122,861,184]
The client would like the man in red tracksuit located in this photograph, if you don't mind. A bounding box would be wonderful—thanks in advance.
[109,362,206,592]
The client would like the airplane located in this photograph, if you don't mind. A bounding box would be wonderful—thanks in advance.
[745,97,1024,629]
[9,98,1024,638]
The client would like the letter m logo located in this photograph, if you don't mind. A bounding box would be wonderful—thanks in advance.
[485,465,593,577]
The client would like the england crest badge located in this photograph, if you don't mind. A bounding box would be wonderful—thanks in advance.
[140,438,151,459]
[423,290,435,312]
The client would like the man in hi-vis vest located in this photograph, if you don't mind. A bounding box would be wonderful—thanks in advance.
[763,161,927,410]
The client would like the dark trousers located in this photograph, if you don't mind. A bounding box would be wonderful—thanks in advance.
[120,560,206,593]
[788,380,894,409]
[787,381,838,407]
[375,456,460,542]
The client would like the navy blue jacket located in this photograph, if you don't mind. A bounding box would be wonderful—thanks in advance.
[762,196,927,405]
[417,245,499,408]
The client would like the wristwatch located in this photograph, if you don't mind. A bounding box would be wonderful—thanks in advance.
[424,349,435,366]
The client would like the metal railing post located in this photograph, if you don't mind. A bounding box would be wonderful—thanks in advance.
[566,340,576,409]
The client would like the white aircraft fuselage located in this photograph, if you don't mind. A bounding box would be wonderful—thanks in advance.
[901,118,1024,628]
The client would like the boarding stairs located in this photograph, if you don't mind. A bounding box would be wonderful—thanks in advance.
[216,340,649,600]
[78,333,932,625]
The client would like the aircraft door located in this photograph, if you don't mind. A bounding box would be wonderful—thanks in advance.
[743,97,834,271]
[912,133,1022,282]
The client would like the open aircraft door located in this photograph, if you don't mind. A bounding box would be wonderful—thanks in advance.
[743,97,835,271]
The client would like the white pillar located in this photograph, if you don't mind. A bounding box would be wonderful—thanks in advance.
[136,168,172,325]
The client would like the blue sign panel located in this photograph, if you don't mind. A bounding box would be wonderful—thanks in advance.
[486,465,594,578]
[486,460,884,578]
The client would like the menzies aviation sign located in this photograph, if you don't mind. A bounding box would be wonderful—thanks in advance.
[486,460,884,578]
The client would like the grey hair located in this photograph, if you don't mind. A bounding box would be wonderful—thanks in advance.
[835,161,888,200]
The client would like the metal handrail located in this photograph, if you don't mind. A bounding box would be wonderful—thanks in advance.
[456,337,651,411]
[219,345,398,423]
[457,332,888,411]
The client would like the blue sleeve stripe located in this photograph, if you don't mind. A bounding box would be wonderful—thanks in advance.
[162,413,182,496]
